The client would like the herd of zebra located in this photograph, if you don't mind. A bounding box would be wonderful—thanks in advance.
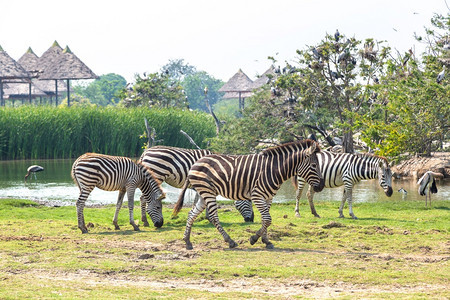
[71,140,394,249]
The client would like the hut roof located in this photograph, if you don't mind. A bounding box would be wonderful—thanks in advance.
[18,47,40,72]
[221,91,254,99]
[0,45,31,80]
[218,69,253,92]
[37,41,63,74]
[3,82,47,98]
[39,46,97,80]
[252,66,275,89]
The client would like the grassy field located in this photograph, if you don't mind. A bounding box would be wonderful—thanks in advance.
[0,198,448,299]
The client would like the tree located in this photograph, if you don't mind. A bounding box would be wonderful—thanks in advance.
[355,13,449,157]
[119,72,187,108]
[210,33,390,154]
[161,59,196,81]
[73,73,127,106]
[183,71,224,111]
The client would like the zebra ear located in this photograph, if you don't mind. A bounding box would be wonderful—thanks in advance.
[307,141,317,155]
[157,193,166,201]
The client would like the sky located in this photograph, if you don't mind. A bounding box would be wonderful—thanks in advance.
[1,0,449,83]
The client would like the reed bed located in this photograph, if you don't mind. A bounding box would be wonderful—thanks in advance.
[0,106,216,160]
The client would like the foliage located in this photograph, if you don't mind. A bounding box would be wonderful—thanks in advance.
[119,72,187,108]
[355,13,449,157]
[211,33,390,154]
[0,106,216,159]
[73,73,127,106]
[182,71,224,111]
[161,58,197,81]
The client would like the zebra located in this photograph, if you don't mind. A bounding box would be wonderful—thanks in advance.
[71,153,165,234]
[136,146,254,227]
[293,151,393,219]
[172,140,324,250]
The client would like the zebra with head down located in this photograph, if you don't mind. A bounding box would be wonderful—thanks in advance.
[71,153,165,233]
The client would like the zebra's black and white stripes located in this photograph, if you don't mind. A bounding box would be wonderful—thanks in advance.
[138,146,254,225]
[294,151,393,219]
[172,140,324,250]
[71,153,165,233]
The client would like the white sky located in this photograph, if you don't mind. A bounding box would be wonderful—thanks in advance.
[1,0,449,83]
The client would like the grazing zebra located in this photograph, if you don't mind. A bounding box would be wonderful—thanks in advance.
[136,146,254,226]
[71,153,165,233]
[293,151,393,219]
[172,140,324,250]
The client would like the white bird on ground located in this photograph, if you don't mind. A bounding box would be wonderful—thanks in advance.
[25,165,44,182]
[417,171,444,207]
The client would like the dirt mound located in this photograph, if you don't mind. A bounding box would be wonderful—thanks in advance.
[392,152,450,179]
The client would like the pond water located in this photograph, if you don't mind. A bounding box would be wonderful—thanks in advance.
[0,159,449,207]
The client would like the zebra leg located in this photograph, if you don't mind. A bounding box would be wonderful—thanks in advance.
[140,195,150,227]
[126,188,140,231]
[306,187,320,218]
[250,198,273,248]
[294,179,305,218]
[113,190,126,230]
[347,188,357,219]
[338,189,347,218]
[206,199,237,249]
[235,200,254,222]
[183,196,207,250]
[76,189,92,234]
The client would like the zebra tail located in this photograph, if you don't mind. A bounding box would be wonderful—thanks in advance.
[172,179,190,217]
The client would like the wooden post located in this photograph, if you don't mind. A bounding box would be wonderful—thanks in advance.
[67,79,70,107]
[0,79,3,106]
[29,81,32,104]
[55,80,58,106]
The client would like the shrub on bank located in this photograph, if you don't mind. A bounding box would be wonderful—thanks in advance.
[0,106,216,160]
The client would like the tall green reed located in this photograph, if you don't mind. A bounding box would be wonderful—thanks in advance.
[0,106,216,160]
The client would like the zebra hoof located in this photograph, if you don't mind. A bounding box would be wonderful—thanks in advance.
[265,243,274,249]
[186,242,193,250]
[80,227,88,234]
[351,215,358,220]
[338,215,345,218]
[295,212,301,218]
[228,240,238,248]
[143,222,150,227]
[249,235,259,245]
[132,226,140,231]
[314,214,321,218]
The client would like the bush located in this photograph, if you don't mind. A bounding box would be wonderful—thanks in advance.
[0,106,216,159]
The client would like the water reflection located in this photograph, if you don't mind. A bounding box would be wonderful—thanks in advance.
[0,159,448,206]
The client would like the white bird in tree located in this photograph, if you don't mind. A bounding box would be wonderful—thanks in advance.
[436,66,445,84]
[417,171,444,207]
[25,165,44,182]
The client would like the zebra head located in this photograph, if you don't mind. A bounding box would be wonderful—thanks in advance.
[377,159,393,197]
[143,190,166,228]
[297,141,324,193]
[139,163,166,228]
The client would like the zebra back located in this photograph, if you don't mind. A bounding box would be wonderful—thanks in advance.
[177,140,321,208]
[139,146,212,188]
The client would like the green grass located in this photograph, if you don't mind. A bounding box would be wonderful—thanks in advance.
[0,198,448,299]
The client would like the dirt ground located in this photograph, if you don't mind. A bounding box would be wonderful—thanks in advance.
[2,235,448,298]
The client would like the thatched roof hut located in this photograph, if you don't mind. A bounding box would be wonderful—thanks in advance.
[18,47,40,75]
[0,45,32,105]
[219,69,253,110]
[39,46,97,80]
[252,66,275,89]
[3,82,47,99]
[0,45,31,80]
[219,69,253,93]
[221,91,253,99]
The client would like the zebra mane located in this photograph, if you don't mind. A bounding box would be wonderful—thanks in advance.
[355,152,389,166]
[261,139,320,156]
[137,161,163,187]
